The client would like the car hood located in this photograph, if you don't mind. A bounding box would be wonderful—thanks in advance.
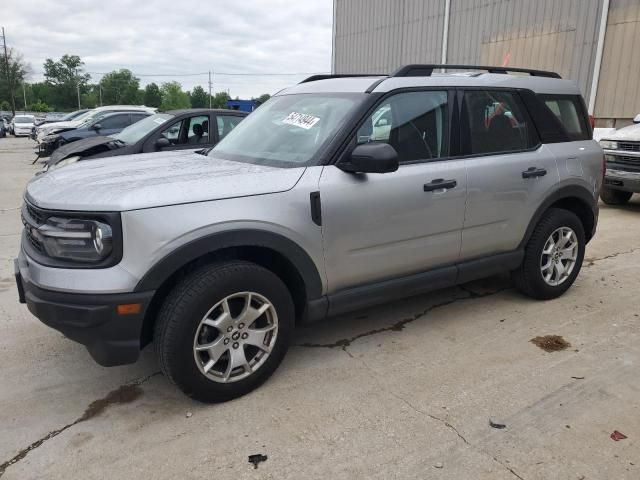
[27,150,305,211]
[40,120,82,132]
[48,136,118,164]
[602,123,640,142]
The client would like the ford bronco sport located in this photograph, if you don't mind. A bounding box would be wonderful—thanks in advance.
[15,64,603,402]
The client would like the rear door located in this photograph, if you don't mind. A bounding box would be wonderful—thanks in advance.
[320,90,467,292]
[460,89,560,259]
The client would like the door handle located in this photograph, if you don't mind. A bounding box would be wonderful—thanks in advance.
[522,167,547,179]
[424,178,457,192]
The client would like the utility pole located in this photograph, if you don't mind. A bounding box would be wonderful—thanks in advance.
[22,83,27,112]
[208,70,212,108]
[75,68,81,109]
[1,27,16,116]
[99,85,103,106]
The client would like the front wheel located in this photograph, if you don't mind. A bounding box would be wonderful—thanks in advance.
[155,261,295,403]
[513,208,585,300]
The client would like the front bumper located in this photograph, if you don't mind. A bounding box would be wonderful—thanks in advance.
[604,168,640,193]
[15,259,155,367]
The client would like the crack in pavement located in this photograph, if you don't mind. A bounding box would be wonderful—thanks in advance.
[343,347,525,480]
[0,371,160,478]
[296,286,509,349]
[584,246,640,267]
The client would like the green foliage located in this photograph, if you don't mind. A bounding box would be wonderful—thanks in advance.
[99,69,140,104]
[144,83,162,108]
[42,54,91,110]
[1,100,11,111]
[255,93,271,104]
[189,85,209,108]
[0,48,30,114]
[211,91,231,108]
[28,101,52,113]
[160,81,190,110]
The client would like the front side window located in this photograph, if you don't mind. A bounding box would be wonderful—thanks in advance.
[462,90,536,155]
[210,93,362,167]
[98,114,131,129]
[356,91,449,162]
[541,95,590,141]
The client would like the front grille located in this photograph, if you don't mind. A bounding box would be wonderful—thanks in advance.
[607,156,640,172]
[618,142,640,152]
[21,203,48,255]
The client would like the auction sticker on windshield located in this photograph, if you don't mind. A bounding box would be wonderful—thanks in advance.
[282,112,320,130]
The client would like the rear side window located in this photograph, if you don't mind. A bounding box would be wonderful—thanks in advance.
[540,95,590,141]
[461,90,537,155]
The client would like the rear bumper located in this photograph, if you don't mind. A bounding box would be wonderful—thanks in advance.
[15,259,154,366]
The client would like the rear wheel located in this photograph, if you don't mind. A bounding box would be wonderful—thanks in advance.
[513,208,585,300]
[600,187,632,205]
[155,261,294,403]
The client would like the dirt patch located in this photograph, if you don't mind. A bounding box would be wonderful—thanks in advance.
[530,335,571,352]
[79,384,143,422]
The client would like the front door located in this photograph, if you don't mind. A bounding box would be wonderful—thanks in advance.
[319,90,467,293]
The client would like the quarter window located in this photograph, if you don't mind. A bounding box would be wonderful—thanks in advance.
[217,115,242,140]
[541,95,590,141]
[462,90,536,155]
[356,91,449,162]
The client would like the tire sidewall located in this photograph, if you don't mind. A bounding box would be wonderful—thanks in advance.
[525,209,585,299]
[163,264,294,402]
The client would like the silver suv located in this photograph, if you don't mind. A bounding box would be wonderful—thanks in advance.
[15,64,603,402]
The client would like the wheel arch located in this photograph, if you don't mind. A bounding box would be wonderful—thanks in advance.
[136,230,324,346]
[519,185,598,249]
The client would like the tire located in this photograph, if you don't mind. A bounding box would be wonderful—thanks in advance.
[600,187,633,205]
[513,208,585,300]
[155,261,295,403]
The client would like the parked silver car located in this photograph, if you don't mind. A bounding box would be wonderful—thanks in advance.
[15,64,603,402]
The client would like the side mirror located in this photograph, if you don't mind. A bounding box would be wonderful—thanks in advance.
[339,143,399,174]
[155,137,171,149]
[91,123,101,131]
[633,114,640,124]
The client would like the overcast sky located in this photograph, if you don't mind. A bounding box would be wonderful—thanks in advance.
[3,0,333,98]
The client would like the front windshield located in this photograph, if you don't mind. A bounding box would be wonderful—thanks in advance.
[60,110,84,121]
[114,113,173,144]
[210,93,362,167]
[14,116,33,123]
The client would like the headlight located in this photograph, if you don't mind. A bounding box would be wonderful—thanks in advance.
[600,140,618,150]
[35,217,113,262]
[50,156,81,170]
[42,134,60,143]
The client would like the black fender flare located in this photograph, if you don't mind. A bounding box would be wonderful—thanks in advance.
[518,185,598,249]
[134,229,323,299]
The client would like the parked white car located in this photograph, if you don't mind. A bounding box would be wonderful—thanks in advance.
[11,115,36,137]
[598,113,640,205]
[35,106,156,143]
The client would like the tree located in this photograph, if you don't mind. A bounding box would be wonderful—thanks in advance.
[189,85,208,108]
[211,91,231,108]
[0,48,30,115]
[0,100,10,112]
[99,69,140,104]
[144,83,162,108]
[256,93,271,105]
[160,81,190,110]
[43,54,90,109]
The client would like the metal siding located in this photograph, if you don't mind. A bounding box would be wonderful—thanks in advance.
[595,0,640,118]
